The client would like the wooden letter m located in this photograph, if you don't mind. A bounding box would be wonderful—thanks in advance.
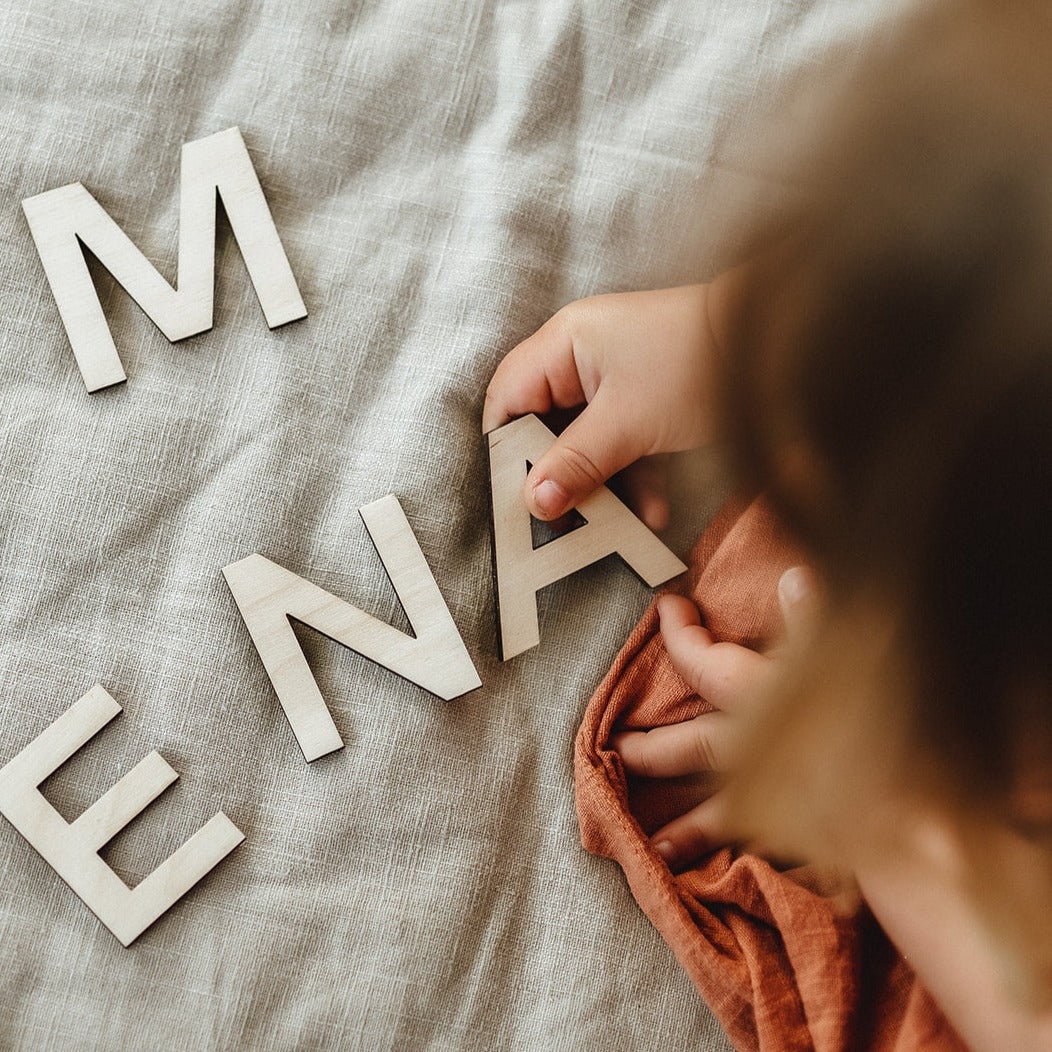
[22,127,306,392]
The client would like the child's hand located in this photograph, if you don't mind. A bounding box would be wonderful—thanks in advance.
[612,567,815,871]
[482,285,716,530]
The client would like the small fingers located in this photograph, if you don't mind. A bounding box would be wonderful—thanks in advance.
[482,312,587,435]
[650,794,733,872]
[524,389,644,520]
[657,594,769,711]
[612,712,734,778]
[777,565,819,641]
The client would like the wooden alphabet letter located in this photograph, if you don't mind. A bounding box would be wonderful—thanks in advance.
[222,494,481,763]
[0,685,244,946]
[21,126,306,392]
[488,414,687,660]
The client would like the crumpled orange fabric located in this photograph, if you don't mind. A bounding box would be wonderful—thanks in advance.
[574,499,965,1052]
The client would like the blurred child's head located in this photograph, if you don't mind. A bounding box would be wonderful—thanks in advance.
[716,0,1052,996]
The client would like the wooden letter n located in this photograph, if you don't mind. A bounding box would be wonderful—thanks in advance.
[223,495,481,763]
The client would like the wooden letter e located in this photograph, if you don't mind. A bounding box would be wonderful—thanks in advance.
[0,685,244,946]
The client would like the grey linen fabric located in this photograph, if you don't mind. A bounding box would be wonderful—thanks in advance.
[0,2,888,1049]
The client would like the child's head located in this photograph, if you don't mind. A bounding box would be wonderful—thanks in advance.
[717,0,1052,987]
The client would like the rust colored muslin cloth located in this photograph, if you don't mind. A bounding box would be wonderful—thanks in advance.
[574,499,965,1052]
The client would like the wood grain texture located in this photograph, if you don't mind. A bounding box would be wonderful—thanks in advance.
[223,494,482,763]
[488,414,687,660]
[0,685,244,947]
[21,126,306,392]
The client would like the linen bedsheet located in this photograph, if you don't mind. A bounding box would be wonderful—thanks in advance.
[0,2,890,1048]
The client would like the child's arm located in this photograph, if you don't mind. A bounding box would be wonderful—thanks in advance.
[859,860,1052,1049]
[483,284,719,528]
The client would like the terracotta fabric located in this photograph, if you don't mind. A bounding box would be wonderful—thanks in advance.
[574,499,965,1052]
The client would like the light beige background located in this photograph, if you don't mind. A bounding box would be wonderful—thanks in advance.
[0,2,886,1048]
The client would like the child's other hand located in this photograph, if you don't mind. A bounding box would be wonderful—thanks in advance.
[482,285,715,530]
[612,567,815,871]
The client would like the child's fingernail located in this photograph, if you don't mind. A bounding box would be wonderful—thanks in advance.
[533,478,569,518]
[779,566,809,607]
[653,839,676,865]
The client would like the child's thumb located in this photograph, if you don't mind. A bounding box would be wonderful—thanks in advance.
[524,396,642,520]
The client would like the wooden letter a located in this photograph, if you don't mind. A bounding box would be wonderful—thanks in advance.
[488,414,687,660]
[223,495,481,763]
[22,126,306,392]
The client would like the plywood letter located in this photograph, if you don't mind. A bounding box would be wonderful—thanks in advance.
[0,685,244,946]
[488,414,687,660]
[21,126,306,392]
[223,494,481,763]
